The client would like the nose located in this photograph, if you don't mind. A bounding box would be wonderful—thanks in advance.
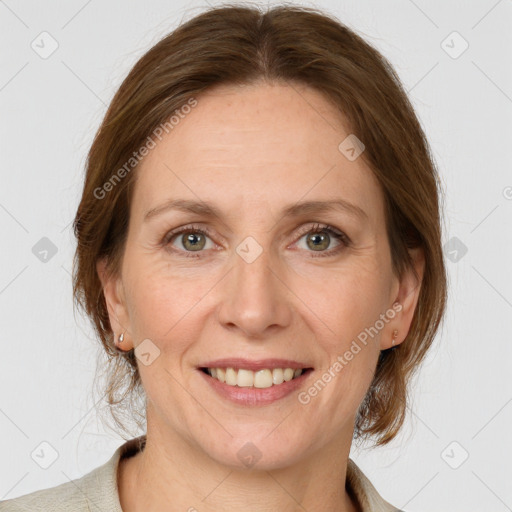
[216,246,292,339]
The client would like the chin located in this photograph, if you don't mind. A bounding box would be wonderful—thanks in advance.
[197,430,315,471]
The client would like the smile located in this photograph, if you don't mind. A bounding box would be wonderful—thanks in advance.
[201,367,309,388]
[197,358,314,405]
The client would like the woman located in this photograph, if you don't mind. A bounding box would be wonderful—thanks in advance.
[1,3,447,511]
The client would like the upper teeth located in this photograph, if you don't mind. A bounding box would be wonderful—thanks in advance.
[207,367,303,388]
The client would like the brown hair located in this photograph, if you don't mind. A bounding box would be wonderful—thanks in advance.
[72,2,447,447]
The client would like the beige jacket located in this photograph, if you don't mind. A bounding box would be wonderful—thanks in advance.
[0,436,403,511]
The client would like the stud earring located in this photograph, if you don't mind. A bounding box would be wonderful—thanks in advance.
[392,329,398,346]
[118,332,124,344]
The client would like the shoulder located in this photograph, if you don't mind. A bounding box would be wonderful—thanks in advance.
[346,458,405,512]
[0,474,95,512]
[0,437,144,512]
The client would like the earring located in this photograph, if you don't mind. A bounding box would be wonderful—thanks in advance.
[392,329,398,346]
[115,331,126,352]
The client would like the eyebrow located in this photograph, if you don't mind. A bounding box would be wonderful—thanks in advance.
[143,198,368,223]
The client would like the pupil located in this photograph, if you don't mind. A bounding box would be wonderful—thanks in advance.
[185,233,204,250]
[309,232,328,251]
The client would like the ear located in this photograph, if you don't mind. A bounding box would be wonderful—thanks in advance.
[381,247,425,350]
[96,257,133,350]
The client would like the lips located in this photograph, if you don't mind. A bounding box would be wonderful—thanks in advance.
[198,366,312,406]
[197,358,313,404]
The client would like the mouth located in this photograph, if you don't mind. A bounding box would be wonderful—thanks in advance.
[199,366,313,388]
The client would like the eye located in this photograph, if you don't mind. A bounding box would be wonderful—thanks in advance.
[293,223,350,257]
[163,224,215,257]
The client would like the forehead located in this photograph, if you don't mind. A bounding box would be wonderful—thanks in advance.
[132,82,384,225]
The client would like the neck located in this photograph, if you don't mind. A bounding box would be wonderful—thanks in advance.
[118,417,360,512]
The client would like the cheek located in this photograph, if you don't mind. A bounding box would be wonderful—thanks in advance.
[310,264,390,345]
[123,253,212,345]
[318,259,391,403]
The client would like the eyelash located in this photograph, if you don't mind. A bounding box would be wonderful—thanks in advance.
[162,223,351,259]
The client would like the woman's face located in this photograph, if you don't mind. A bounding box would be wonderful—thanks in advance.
[100,81,422,469]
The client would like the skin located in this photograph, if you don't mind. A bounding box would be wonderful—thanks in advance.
[98,81,424,512]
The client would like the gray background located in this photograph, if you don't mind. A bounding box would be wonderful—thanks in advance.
[1,0,511,510]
